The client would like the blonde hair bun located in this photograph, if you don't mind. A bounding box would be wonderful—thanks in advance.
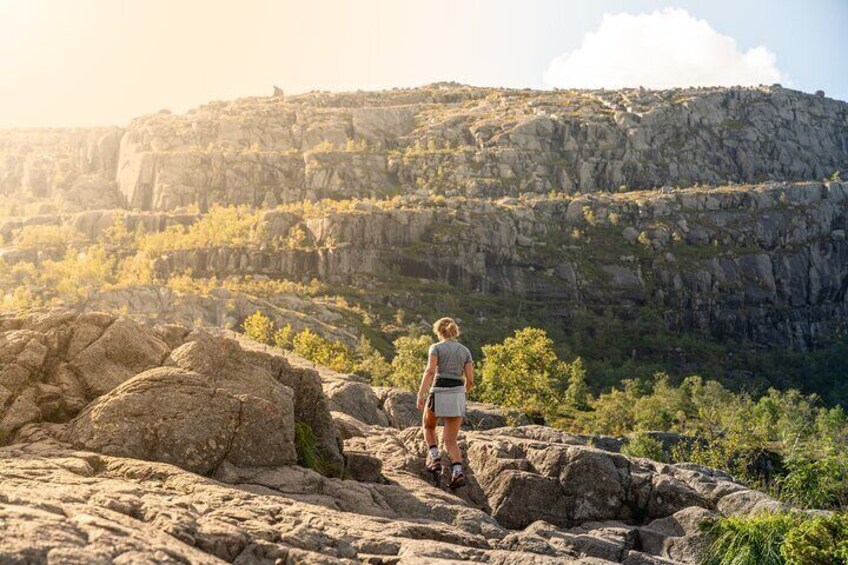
[433,317,460,340]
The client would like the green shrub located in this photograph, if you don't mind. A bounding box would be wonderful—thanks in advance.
[140,205,261,254]
[700,513,799,565]
[777,454,848,510]
[701,512,848,565]
[14,224,86,254]
[240,315,389,382]
[672,433,766,485]
[563,357,590,409]
[622,432,667,462]
[294,422,329,475]
[273,324,294,349]
[242,310,273,344]
[781,512,848,564]
[292,328,356,373]
[583,385,638,435]
[42,246,117,303]
[99,217,143,249]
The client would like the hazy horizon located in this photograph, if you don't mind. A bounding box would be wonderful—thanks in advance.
[1,0,846,128]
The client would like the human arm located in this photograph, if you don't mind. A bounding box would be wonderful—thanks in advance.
[417,352,438,410]
[464,359,474,393]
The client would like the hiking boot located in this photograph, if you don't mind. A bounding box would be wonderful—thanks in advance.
[448,465,466,489]
[426,450,442,473]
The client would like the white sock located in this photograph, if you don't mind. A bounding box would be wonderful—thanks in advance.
[429,446,440,460]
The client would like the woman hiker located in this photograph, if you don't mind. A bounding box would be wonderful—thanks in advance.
[416,317,474,488]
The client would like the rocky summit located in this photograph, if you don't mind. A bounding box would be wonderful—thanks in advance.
[0,311,790,564]
[3,84,846,210]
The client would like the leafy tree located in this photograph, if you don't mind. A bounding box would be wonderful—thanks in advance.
[477,327,567,420]
[99,217,140,250]
[166,271,218,296]
[564,356,590,409]
[285,226,308,250]
[13,225,85,254]
[140,205,261,255]
[587,383,638,435]
[631,373,687,431]
[1,286,39,312]
[684,376,735,436]
[140,224,186,256]
[42,246,116,304]
[114,253,153,287]
[390,334,432,391]
[814,405,848,450]
[353,336,393,386]
[241,315,387,380]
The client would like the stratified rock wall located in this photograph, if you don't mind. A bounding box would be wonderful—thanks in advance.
[110,85,848,210]
[5,84,847,213]
[132,181,846,349]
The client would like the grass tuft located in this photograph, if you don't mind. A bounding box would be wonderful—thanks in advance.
[700,513,798,565]
[294,422,329,475]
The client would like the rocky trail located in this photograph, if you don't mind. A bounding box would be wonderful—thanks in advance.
[0,311,789,564]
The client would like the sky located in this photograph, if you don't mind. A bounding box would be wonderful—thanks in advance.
[0,0,846,128]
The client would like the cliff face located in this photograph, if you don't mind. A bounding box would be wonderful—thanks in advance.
[0,128,123,212]
[110,84,848,210]
[9,85,843,212]
[1,84,847,354]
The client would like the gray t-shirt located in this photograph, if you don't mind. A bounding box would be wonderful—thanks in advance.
[428,340,473,382]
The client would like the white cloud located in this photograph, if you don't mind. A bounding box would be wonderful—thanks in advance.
[544,8,786,90]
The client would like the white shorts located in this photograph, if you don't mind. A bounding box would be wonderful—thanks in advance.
[429,386,466,418]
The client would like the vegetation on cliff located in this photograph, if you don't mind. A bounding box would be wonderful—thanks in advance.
[4,193,847,408]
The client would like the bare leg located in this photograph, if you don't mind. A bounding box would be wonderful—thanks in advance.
[442,416,463,463]
[422,407,438,450]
